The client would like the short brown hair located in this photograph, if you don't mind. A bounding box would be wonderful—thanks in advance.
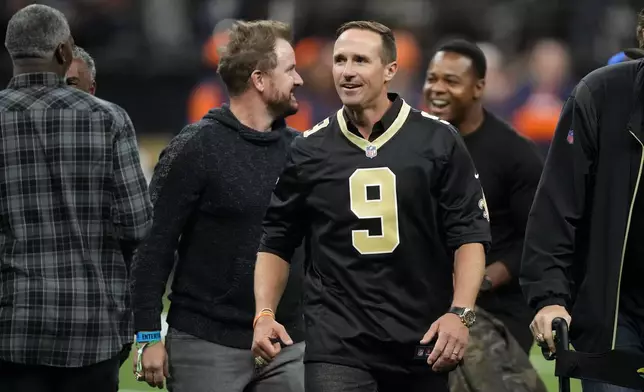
[217,20,292,97]
[638,8,644,48]
[336,21,396,64]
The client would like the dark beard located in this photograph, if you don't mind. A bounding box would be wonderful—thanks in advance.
[267,93,298,119]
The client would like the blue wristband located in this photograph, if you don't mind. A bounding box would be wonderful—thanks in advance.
[136,331,161,343]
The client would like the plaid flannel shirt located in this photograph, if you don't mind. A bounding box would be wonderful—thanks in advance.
[0,73,153,367]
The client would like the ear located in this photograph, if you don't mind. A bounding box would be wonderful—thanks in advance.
[384,61,398,83]
[250,70,266,93]
[54,43,65,65]
[473,78,486,100]
[56,42,73,66]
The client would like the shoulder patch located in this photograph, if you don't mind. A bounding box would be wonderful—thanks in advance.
[304,117,330,137]
[478,193,490,222]
[567,129,574,144]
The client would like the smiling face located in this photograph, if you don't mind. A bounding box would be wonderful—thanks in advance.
[423,51,484,126]
[332,28,397,109]
[260,38,303,118]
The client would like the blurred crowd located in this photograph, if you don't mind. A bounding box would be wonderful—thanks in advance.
[2,0,643,174]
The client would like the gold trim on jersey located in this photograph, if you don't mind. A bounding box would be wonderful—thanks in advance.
[337,100,411,152]
[304,117,330,137]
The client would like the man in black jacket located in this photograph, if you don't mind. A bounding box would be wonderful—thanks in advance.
[130,20,305,392]
[521,23,644,392]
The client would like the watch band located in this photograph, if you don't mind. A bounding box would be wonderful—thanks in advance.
[449,306,466,314]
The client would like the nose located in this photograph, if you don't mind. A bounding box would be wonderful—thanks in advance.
[294,70,303,86]
[342,62,357,79]
[427,79,447,96]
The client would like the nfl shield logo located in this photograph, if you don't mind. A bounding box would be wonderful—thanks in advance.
[365,145,377,159]
[567,129,574,144]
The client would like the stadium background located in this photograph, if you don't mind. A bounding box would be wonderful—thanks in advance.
[2,0,643,390]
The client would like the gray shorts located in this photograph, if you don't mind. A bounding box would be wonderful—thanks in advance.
[165,327,304,392]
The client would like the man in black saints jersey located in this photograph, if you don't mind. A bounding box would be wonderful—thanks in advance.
[251,20,491,392]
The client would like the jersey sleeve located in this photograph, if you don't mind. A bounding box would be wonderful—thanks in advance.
[436,126,492,252]
[258,137,309,262]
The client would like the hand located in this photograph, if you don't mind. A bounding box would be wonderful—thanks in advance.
[530,305,571,354]
[421,313,469,372]
[485,261,511,290]
[251,316,293,363]
[132,342,168,389]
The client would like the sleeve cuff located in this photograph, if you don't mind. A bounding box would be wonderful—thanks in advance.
[257,243,293,263]
[447,234,492,253]
[134,310,163,332]
[534,297,568,312]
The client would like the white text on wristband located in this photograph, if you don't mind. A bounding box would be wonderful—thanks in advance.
[136,331,161,343]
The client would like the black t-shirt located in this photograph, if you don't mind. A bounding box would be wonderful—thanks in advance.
[463,111,543,321]
[259,94,491,374]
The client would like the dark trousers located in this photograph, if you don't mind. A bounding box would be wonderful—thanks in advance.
[119,343,132,367]
[0,354,120,392]
[305,362,448,392]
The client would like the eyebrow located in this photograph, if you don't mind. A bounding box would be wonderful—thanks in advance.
[334,53,370,61]
[428,71,462,79]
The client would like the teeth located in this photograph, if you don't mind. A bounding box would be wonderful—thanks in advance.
[432,100,448,106]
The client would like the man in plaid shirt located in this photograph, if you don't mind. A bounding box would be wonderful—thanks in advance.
[0,5,153,392]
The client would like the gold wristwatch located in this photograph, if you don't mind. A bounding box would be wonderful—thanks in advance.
[448,306,476,328]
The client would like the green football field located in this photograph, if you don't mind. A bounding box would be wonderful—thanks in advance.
[117,298,582,392]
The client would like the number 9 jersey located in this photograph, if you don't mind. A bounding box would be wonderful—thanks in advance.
[258,94,491,374]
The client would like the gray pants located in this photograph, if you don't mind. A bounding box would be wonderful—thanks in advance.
[165,327,304,392]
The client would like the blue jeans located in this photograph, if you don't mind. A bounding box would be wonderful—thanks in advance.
[582,311,644,392]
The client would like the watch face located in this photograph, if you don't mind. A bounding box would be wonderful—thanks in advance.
[463,310,476,326]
